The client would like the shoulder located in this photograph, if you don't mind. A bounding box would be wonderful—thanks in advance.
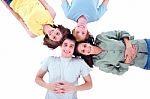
[46,56,60,61]
[71,57,89,67]
[71,57,88,65]
[71,57,84,62]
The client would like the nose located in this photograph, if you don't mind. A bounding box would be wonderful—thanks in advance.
[65,46,70,50]
[85,49,88,53]
[77,32,83,36]
[85,47,90,53]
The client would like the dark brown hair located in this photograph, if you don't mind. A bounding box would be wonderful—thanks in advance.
[43,25,71,49]
[63,34,76,44]
[74,36,94,68]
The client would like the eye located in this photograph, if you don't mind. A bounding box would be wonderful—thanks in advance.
[82,32,85,35]
[83,44,87,48]
[82,50,85,53]
[56,32,60,35]
[64,43,67,47]
[50,30,54,33]
[70,45,74,48]
[76,31,80,34]
[53,36,56,40]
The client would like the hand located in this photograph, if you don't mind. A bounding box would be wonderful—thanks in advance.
[56,82,76,93]
[45,82,63,93]
[124,44,137,64]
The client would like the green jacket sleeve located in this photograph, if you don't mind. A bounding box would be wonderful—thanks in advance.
[96,30,134,41]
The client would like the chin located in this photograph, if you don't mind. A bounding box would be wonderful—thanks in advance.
[64,56,72,58]
[62,54,71,58]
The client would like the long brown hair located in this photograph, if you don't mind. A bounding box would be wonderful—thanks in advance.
[43,25,71,49]
[74,36,94,68]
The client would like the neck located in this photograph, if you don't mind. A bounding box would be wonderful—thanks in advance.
[92,46,103,55]
[61,54,72,59]
[77,16,87,26]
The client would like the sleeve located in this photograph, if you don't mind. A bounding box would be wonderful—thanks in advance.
[96,30,134,42]
[97,4,107,18]
[80,60,92,77]
[40,56,51,71]
[97,62,129,75]
[61,0,71,18]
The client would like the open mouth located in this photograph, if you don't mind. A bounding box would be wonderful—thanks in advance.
[64,50,70,54]
[78,25,85,28]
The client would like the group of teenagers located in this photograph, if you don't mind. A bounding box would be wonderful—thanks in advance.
[3,0,150,99]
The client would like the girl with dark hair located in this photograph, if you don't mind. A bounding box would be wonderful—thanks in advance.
[43,24,71,49]
[75,30,150,75]
[74,36,95,68]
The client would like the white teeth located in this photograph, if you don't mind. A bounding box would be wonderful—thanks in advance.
[79,25,84,28]
[64,50,69,53]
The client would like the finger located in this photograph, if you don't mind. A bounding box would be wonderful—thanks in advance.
[60,89,65,93]
[55,90,61,94]
[54,87,60,91]
[56,85,64,89]
[125,57,132,63]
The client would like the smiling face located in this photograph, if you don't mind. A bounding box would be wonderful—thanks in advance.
[61,39,75,58]
[73,25,88,41]
[77,43,93,55]
[43,25,62,41]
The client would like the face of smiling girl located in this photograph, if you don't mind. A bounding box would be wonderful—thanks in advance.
[77,43,93,55]
[43,25,62,41]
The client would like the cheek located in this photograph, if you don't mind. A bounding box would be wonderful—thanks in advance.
[57,36,61,41]
[70,48,75,53]
[61,45,65,50]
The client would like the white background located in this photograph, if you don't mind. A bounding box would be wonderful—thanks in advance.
[0,0,150,99]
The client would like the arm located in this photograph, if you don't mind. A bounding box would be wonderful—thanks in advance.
[97,0,109,18]
[39,0,56,19]
[61,0,71,18]
[76,74,92,91]
[61,0,66,3]
[35,69,59,92]
[35,69,48,88]
[102,0,109,6]
[123,38,137,64]
[1,0,37,38]
[96,30,134,41]
[58,74,92,93]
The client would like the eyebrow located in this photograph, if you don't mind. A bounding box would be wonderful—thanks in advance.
[70,44,75,46]
[50,30,54,33]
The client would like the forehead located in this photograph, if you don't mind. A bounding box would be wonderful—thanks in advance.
[77,43,85,50]
[79,43,86,46]
[63,39,75,45]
